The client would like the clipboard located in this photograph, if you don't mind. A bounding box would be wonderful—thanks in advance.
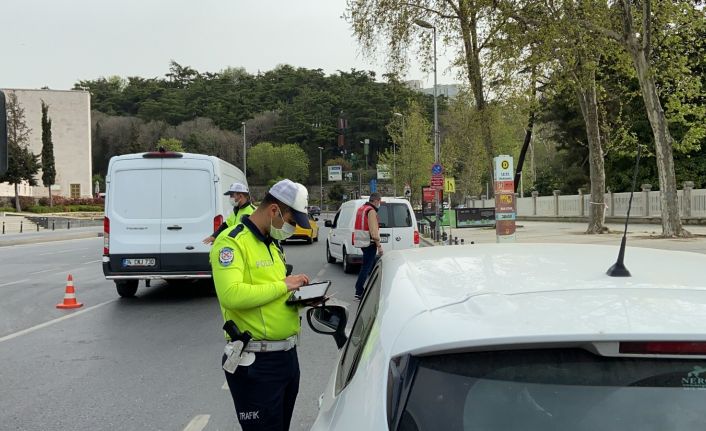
[287,281,331,304]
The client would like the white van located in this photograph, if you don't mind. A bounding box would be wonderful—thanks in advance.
[324,197,419,273]
[102,150,246,297]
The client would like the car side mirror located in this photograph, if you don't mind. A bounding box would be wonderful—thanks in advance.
[306,305,348,349]
[314,217,319,222]
[324,220,333,228]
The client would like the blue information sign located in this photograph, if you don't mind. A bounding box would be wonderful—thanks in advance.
[370,178,377,193]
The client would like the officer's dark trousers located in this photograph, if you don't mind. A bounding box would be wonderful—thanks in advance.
[222,348,300,430]
[355,244,378,297]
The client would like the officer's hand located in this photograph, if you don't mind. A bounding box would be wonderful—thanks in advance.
[285,274,310,292]
[202,236,215,245]
[377,244,384,256]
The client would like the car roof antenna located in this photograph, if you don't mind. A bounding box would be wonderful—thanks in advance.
[606,143,642,277]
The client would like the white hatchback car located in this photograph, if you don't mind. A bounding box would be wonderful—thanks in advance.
[307,243,706,430]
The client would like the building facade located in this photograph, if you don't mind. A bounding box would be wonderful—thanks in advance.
[0,88,92,199]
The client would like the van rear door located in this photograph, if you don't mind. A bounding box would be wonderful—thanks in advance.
[160,158,214,272]
[108,158,163,259]
[378,202,416,251]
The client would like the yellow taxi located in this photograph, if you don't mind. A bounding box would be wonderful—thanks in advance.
[287,213,319,244]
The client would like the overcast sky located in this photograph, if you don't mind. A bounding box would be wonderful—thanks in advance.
[3,0,456,90]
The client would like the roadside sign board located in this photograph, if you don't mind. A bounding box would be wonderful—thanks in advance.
[495,193,515,212]
[444,177,455,193]
[493,155,516,242]
[431,163,443,176]
[494,155,513,181]
[328,165,342,181]
[431,175,444,189]
[370,178,377,193]
[422,186,443,216]
[377,164,391,180]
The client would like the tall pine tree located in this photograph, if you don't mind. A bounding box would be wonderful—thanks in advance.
[41,100,56,207]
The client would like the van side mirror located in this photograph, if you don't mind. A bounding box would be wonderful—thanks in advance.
[324,220,333,228]
[306,305,348,349]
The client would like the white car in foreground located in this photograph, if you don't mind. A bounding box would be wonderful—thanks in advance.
[307,243,706,430]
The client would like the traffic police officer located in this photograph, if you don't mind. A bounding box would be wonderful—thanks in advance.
[203,182,256,244]
[210,179,312,430]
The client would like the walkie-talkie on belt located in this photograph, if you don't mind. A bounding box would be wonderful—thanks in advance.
[222,320,252,373]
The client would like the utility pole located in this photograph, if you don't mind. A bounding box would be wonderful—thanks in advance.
[318,146,324,208]
[241,121,246,174]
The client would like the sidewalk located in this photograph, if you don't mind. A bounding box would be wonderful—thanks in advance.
[422,221,706,255]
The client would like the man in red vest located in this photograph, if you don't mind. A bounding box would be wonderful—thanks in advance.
[353,193,382,300]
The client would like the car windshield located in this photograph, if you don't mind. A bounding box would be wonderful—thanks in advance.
[378,203,412,228]
[397,348,706,431]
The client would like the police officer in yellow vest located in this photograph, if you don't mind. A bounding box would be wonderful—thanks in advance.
[203,182,256,244]
[211,179,312,430]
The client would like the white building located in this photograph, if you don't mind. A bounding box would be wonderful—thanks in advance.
[0,89,92,198]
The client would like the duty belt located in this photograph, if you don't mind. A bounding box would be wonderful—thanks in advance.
[244,335,298,352]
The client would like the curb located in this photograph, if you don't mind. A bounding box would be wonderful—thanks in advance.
[0,231,103,247]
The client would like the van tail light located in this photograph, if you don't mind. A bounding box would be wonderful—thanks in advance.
[619,342,706,355]
[214,215,224,233]
[414,230,420,245]
[103,217,110,255]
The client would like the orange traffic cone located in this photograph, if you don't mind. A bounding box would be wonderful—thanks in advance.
[56,274,84,309]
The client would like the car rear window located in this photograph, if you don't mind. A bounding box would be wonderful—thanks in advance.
[397,348,706,431]
[378,203,412,228]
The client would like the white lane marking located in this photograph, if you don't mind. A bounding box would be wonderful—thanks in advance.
[313,264,329,282]
[37,249,73,256]
[0,299,118,344]
[222,380,229,390]
[83,259,102,265]
[28,268,56,275]
[0,279,29,288]
[182,414,210,431]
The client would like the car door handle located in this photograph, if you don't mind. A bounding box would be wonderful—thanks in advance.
[167,225,182,230]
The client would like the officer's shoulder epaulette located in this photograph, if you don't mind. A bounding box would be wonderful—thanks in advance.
[249,203,256,210]
[228,224,245,238]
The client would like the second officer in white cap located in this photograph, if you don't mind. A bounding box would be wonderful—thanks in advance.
[204,181,256,244]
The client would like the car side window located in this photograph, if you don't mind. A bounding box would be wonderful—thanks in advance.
[335,264,382,394]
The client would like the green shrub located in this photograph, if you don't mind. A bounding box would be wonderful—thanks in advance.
[0,206,15,213]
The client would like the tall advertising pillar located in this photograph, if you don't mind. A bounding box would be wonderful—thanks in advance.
[494,155,516,242]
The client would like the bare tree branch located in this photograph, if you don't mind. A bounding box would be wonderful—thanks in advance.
[442,0,461,18]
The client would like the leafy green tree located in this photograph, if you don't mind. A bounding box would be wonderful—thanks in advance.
[40,100,56,207]
[248,142,309,184]
[156,137,184,152]
[1,92,39,211]
[581,0,704,237]
[382,100,434,205]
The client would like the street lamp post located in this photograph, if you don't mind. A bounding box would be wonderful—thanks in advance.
[318,146,324,209]
[393,112,404,197]
[414,19,441,242]
[241,121,247,174]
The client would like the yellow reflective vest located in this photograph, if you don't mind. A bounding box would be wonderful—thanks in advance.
[226,202,256,227]
[210,216,299,341]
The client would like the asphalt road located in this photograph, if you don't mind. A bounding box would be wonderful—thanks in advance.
[0,224,358,431]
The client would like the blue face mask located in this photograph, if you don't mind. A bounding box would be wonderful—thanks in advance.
[270,207,296,240]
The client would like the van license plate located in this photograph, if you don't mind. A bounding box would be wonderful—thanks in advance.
[380,236,388,243]
[123,258,156,267]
